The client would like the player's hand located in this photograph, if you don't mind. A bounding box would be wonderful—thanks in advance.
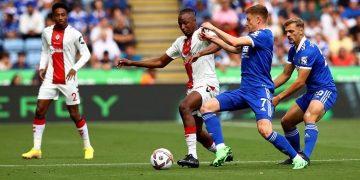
[272,96,281,107]
[116,58,133,68]
[199,31,213,41]
[201,22,215,31]
[185,53,200,64]
[66,69,76,81]
[39,69,46,81]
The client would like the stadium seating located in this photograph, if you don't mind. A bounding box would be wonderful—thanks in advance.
[3,38,24,64]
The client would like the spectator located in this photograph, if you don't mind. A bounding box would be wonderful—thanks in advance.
[90,17,113,43]
[329,29,354,55]
[12,52,30,69]
[214,49,231,72]
[140,68,156,85]
[1,10,19,39]
[10,73,22,86]
[19,1,44,38]
[44,12,54,27]
[89,0,107,27]
[193,0,211,27]
[92,31,121,68]
[323,10,346,41]
[113,16,135,51]
[341,0,360,23]
[68,2,88,34]
[300,0,321,21]
[99,51,113,70]
[121,44,142,61]
[0,52,12,70]
[314,33,330,59]
[305,18,321,40]
[212,0,238,37]
[331,47,356,66]
[349,16,360,40]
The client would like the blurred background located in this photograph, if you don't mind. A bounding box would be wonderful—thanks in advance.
[0,0,359,122]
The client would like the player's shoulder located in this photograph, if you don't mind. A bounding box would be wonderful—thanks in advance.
[67,25,82,36]
[304,39,320,55]
[250,28,272,38]
[43,25,54,33]
[173,35,186,45]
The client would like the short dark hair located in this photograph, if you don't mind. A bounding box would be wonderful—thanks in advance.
[179,8,196,17]
[52,2,69,13]
[284,17,305,29]
[245,4,268,21]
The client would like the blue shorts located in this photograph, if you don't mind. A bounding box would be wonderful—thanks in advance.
[216,87,274,120]
[296,88,337,112]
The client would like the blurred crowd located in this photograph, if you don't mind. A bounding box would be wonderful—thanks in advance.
[182,0,360,70]
[0,0,142,71]
[0,0,359,75]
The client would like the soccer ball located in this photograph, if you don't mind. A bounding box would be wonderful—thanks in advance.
[150,148,173,170]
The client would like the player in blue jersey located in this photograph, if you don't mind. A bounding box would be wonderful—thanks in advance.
[194,5,308,169]
[273,18,337,165]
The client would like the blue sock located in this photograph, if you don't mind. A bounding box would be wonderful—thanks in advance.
[304,123,318,158]
[202,112,224,145]
[266,131,298,159]
[285,128,301,152]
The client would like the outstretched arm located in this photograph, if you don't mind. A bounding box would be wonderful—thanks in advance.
[273,63,295,89]
[206,35,242,53]
[117,54,173,68]
[201,22,253,47]
[273,68,310,106]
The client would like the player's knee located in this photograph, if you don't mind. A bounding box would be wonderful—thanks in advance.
[258,124,272,138]
[200,103,212,114]
[178,102,192,115]
[303,111,317,124]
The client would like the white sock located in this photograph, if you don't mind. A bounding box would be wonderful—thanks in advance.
[77,123,91,149]
[185,133,197,159]
[33,124,45,150]
[215,143,225,150]
[208,142,216,153]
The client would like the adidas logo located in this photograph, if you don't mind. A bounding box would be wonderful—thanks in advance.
[305,133,310,138]
[260,107,266,111]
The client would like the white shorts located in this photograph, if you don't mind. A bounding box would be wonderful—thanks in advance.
[37,82,80,105]
[187,84,219,116]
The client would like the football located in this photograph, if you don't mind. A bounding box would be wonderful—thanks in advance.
[150,148,173,170]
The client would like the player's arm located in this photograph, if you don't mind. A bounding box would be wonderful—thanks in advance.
[67,33,91,81]
[187,43,220,63]
[273,63,295,89]
[206,35,242,53]
[201,22,253,47]
[118,54,173,68]
[273,68,310,106]
[39,32,49,80]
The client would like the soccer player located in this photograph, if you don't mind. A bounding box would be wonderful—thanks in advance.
[117,8,235,168]
[22,3,94,160]
[273,18,337,165]
[197,4,308,169]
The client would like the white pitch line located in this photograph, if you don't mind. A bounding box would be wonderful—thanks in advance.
[0,159,360,167]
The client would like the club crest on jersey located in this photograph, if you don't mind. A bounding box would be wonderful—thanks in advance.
[55,34,60,40]
[300,56,308,65]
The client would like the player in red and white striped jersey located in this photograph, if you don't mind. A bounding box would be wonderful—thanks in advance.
[22,2,94,160]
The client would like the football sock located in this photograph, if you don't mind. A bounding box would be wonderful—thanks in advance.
[33,118,46,150]
[184,126,197,159]
[266,131,298,159]
[202,113,224,147]
[75,118,91,149]
[285,128,301,152]
[304,123,318,158]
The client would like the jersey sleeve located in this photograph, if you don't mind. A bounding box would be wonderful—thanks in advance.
[298,48,317,69]
[39,31,49,70]
[165,38,181,59]
[73,31,91,71]
[247,30,271,48]
[285,47,295,64]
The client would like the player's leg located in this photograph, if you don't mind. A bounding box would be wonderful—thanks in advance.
[62,84,94,159]
[177,91,202,167]
[22,99,53,159]
[250,88,307,169]
[278,103,305,165]
[200,89,246,166]
[66,104,94,159]
[303,89,337,161]
[194,115,216,152]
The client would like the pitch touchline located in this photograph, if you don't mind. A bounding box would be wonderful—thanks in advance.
[0,159,359,167]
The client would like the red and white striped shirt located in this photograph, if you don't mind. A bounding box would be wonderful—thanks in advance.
[39,25,90,85]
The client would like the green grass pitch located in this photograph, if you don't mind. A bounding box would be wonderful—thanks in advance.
[1,119,359,179]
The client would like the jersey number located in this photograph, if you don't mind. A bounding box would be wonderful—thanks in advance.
[72,93,77,101]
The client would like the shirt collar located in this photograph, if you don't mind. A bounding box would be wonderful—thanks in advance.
[296,36,307,53]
